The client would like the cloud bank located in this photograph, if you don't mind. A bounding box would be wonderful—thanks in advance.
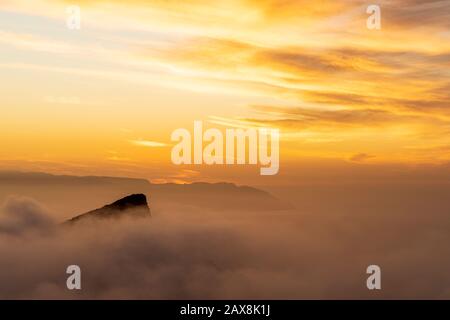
[1,192,450,299]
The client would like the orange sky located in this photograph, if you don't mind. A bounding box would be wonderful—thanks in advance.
[0,0,449,184]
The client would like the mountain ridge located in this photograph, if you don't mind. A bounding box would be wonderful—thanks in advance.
[0,171,291,214]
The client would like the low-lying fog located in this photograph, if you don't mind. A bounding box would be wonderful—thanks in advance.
[1,179,450,299]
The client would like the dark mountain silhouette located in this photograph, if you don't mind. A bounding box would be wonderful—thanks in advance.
[0,171,152,217]
[0,171,290,219]
[0,171,151,187]
[65,194,150,224]
[149,182,291,211]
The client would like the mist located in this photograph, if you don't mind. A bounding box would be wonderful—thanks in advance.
[1,183,450,299]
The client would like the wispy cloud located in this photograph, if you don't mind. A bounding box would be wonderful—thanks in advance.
[130,139,168,148]
[349,153,376,163]
[1,0,449,169]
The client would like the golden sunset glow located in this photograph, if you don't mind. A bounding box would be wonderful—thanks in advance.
[1,0,449,183]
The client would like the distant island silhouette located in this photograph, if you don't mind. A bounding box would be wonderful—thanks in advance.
[0,171,291,221]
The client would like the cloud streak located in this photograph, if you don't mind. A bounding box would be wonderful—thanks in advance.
[130,139,168,148]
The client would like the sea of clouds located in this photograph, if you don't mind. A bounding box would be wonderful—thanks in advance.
[1,193,450,299]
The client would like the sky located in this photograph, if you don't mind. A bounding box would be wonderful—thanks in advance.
[0,0,449,184]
